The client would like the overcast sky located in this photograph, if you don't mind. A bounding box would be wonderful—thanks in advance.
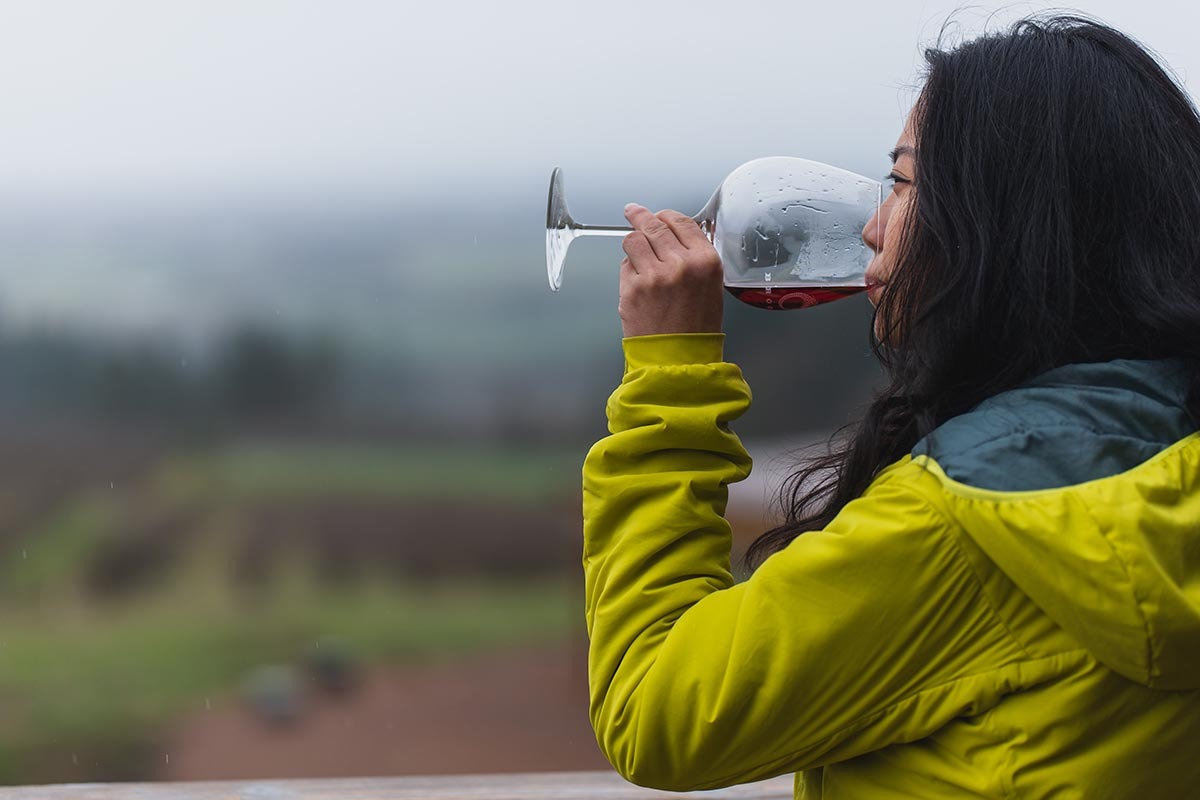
[0,0,1198,209]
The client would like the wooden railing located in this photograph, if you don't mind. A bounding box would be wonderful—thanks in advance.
[0,770,795,799]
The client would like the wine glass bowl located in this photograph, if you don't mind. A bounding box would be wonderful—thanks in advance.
[546,157,881,310]
[711,157,881,308]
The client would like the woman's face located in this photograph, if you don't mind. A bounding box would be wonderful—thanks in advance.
[862,111,917,341]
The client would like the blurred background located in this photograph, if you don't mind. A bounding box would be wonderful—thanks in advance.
[0,0,1194,786]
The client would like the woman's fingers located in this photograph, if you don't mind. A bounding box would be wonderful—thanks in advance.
[625,203,686,262]
[621,229,655,269]
[615,204,724,338]
[657,209,711,251]
[621,204,723,288]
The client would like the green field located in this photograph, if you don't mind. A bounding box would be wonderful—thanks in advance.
[182,440,582,504]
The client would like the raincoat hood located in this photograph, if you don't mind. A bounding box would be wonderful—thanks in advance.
[912,358,1200,690]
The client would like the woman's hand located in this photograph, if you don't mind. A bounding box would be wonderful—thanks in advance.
[619,203,724,338]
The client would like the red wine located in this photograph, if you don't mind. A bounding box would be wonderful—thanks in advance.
[725,284,867,310]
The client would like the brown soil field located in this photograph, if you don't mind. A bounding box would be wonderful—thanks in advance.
[0,422,165,549]
[158,636,611,780]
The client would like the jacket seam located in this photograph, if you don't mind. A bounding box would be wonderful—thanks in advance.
[946,529,1040,662]
[1086,506,1156,685]
[898,477,1042,662]
[935,508,1041,663]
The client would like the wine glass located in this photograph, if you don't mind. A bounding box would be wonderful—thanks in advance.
[546,157,882,310]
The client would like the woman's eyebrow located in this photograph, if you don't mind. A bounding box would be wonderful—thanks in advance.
[889,146,916,163]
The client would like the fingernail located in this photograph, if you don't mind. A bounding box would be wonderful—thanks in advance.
[624,202,640,213]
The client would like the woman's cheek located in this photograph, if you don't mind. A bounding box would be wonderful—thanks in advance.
[879,196,913,279]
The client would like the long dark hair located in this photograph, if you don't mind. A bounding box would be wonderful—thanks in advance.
[742,13,1200,572]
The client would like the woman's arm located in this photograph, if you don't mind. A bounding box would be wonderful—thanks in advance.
[583,334,1037,792]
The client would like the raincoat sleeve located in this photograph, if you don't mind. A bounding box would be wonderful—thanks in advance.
[583,333,1020,792]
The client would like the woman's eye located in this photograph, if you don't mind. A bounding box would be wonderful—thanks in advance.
[881,172,911,199]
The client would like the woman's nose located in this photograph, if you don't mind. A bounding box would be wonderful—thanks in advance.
[862,207,882,253]
[862,192,894,254]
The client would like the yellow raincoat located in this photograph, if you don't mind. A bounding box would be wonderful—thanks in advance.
[582,333,1200,798]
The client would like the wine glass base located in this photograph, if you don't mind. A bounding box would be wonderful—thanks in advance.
[546,227,575,292]
[546,167,574,291]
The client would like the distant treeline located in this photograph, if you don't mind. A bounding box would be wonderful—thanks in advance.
[0,324,344,433]
[0,295,886,444]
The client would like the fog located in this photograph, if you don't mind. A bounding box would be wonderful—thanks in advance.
[1,0,1195,204]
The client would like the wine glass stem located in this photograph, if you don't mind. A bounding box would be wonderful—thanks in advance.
[575,215,710,239]
[575,224,633,237]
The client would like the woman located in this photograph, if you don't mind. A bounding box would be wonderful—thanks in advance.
[582,14,1200,799]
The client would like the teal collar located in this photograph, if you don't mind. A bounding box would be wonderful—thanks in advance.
[911,358,1196,491]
